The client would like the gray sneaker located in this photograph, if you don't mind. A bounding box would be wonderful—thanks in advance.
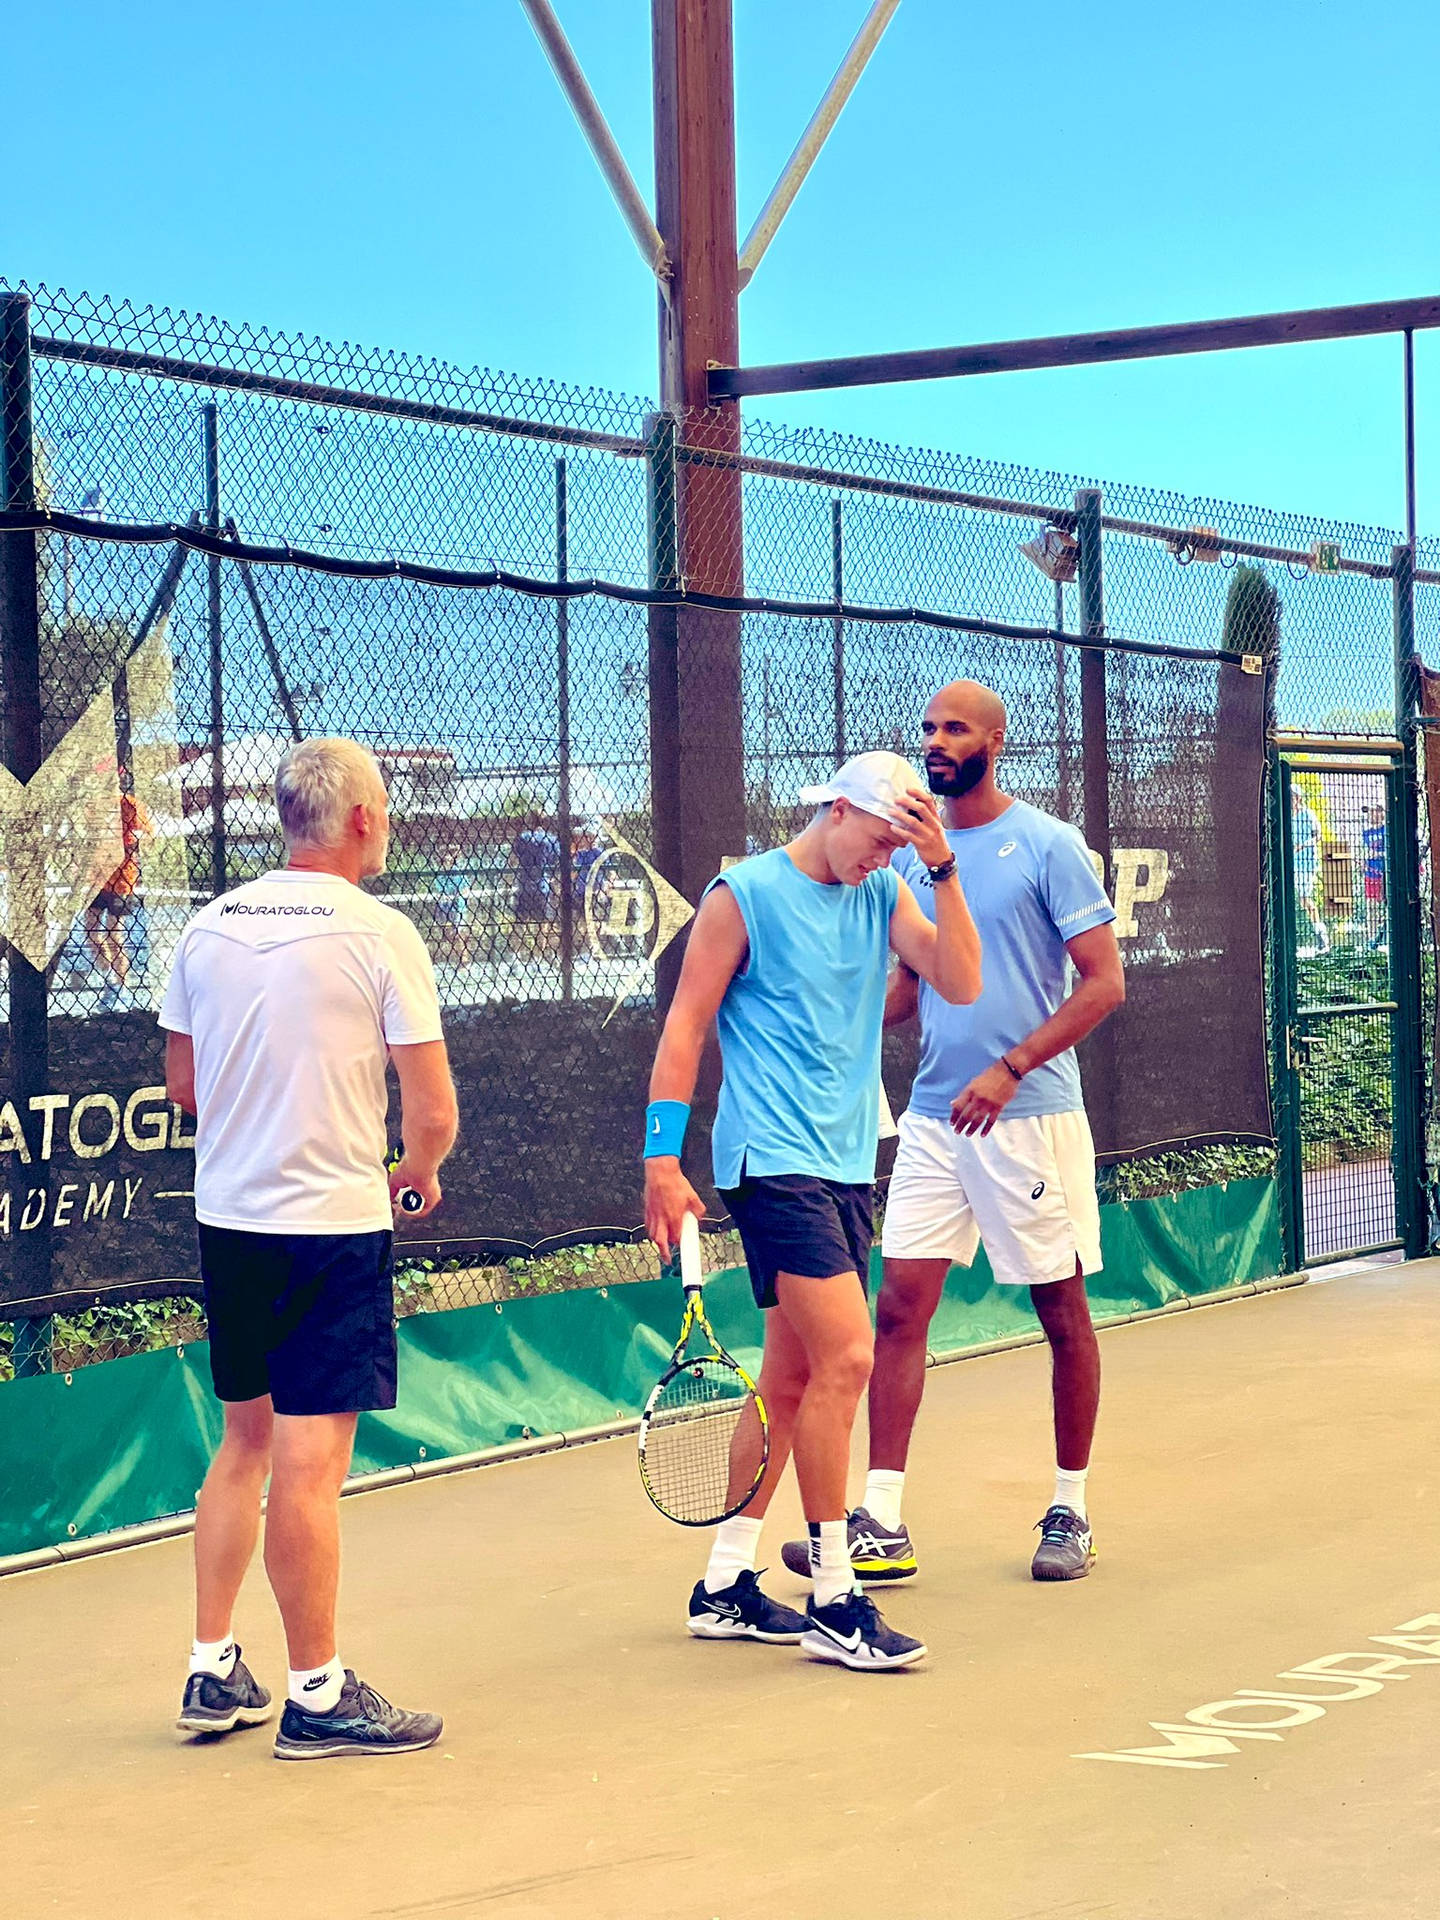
[1030,1504,1096,1581]
[176,1647,273,1736]
[780,1507,919,1584]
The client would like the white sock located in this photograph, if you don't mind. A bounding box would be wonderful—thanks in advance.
[704,1515,764,1594]
[809,1520,857,1607]
[863,1469,906,1532]
[288,1655,345,1715]
[1054,1465,1089,1522]
[188,1635,237,1680]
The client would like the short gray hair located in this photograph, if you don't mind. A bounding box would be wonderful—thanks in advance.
[275,738,384,848]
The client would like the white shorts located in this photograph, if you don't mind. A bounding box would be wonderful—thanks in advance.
[881,1109,1102,1287]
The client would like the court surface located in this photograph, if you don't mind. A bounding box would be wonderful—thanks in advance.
[3,1258,1437,1920]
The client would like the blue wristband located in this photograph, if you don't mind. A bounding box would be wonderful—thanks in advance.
[644,1099,690,1160]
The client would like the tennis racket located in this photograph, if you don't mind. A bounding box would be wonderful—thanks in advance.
[637,1213,769,1527]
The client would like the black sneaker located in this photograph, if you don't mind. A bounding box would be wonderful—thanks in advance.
[273,1672,443,1761]
[176,1647,273,1736]
[780,1508,919,1584]
[1030,1504,1096,1581]
[687,1568,808,1643]
[800,1590,927,1671]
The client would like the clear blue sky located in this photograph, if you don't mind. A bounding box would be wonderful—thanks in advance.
[5,0,1438,534]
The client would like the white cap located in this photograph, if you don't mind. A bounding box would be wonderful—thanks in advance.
[799,750,918,824]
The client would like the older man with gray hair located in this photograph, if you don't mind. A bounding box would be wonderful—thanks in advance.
[162,737,458,1760]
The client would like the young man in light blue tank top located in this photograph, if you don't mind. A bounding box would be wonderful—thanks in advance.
[643,752,982,1670]
[780,682,1125,1592]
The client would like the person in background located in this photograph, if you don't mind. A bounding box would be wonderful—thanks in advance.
[513,823,561,956]
[1361,804,1387,951]
[1292,787,1329,956]
[86,767,154,1012]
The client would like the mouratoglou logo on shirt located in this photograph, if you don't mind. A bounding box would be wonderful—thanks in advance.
[218,901,334,917]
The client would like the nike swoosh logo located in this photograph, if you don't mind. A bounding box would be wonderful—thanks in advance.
[816,1624,864,1651]
[705,1601,743,1618]
[650,1116,660,1134]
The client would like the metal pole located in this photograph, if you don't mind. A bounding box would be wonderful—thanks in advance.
[519,0,670,285]
[1054,576,1070,817]
[651,0,746,936]
[556,457,574,1003]
[1076,489,1110,862]
[736,0,902,290]
[203,404,226,897]
[228,520,302,741]
[1404,329,1418,552]
[831,496,846,766]
[1075,486,1115,1152]
[0,291,53,1370]
[1391,542,1427,1255]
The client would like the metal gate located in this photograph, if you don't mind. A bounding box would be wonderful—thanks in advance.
[1271,739,1425,1266]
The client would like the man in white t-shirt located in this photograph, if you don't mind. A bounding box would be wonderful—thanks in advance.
[162,738,458,1761]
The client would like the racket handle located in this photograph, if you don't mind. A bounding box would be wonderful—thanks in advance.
[397,1187,425,1214]
[678,1211,703,1290]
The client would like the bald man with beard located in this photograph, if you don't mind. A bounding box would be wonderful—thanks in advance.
[782,681,1125,1587]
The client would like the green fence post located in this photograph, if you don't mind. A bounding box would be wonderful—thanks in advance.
[1390,542,1428,1256]
[1,290,54,1372]
[1267,753,1303,1271]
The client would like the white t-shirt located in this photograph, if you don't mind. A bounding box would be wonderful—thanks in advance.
[159,869,444,1233]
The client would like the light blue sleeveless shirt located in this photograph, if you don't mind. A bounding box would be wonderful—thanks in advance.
[706,848,899,1189]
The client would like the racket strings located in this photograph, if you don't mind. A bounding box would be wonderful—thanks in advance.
[641,1355,762,1525]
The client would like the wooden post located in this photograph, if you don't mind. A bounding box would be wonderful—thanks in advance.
[649,0,746,940]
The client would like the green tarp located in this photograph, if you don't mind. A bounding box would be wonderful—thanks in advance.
[0,1179,1280,1562]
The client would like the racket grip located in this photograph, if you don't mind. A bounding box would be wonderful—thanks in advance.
[397,1187,425,1214]
[678,1211,702,1289]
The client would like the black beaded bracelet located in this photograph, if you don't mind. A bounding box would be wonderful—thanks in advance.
[1000,1054,1024,1081]
[927,856,958,883]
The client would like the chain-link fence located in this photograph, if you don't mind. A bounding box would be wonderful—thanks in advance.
[0,277,1425,1375]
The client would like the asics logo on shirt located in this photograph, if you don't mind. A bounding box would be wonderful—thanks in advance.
[997,842,1018,857]
[1031,1182,1046,1200]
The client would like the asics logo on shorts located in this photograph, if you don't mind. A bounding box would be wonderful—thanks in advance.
[1031,1181,1046,1199]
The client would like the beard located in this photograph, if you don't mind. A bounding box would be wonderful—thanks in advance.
[926,747,988,797]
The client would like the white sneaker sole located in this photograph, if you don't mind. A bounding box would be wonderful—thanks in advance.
[176,1702,274,1735]
[799,1629,927,1671]
[272,1728,442,1760]
[687,1614,803,1644]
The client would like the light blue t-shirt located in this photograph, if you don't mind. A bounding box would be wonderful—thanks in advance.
[707,848,900,1189]
[893,801,1115,1120]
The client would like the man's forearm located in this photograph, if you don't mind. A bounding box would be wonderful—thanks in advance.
[648,1013,707,1106]
[1008,975,1122,1076]
[401,1106,458,1176]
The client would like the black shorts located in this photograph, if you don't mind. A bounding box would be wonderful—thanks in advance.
[718,1172,875,1310]
[93,889,135,915]
[197,1224,397,1416]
